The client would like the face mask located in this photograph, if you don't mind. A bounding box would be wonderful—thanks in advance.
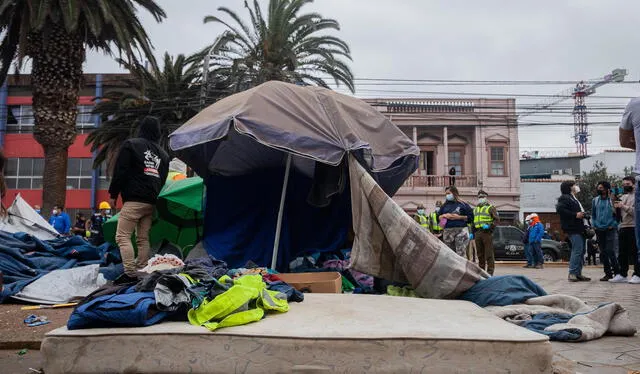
[435,207,440,213]
[35,209,40,214]
[446,194,454,201]
[479,198,487,204]
[598,189,607,196]
[525,220,531,225]
[624,186,633,193]
[417,209,425,215]
[571,185,580,194]
[104,210,111,215]
[52,209,59,215]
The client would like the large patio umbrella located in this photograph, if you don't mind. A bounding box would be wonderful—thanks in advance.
[169,81,419,269]
[103,177,204,255]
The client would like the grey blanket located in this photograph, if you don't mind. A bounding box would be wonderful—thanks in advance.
[486,294,637,341]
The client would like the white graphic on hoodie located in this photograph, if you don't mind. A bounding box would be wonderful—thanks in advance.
[143,149,161,178]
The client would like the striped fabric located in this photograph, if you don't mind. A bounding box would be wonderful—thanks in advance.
[348,156,489,299]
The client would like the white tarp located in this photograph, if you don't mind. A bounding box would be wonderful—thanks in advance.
[0,194,59,240]
[12,265,107,305]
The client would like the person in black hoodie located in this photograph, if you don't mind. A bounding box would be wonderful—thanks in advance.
[556,180,591,282]
[109,116,170,278]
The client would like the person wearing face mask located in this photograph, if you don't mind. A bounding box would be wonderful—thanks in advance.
[86,201,113,246]
[72,213,88,238]
[429,201,444,239]
[437,186,474,258]
[48,205,71,235]
[413,203,429,230]
[591,181,623,282]
[472,190,499,275]
[614,176,640,283]
[33,205,42,216]
[556,181,591,282]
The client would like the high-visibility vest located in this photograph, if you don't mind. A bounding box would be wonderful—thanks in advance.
[473,205,494,228]
[417,214,429,228]
[429,212,443,232]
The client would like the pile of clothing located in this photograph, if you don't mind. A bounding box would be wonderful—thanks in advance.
[67,255,304,331]
[288,249,374,293]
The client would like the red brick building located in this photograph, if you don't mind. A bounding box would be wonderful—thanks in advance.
[0,74,132,217]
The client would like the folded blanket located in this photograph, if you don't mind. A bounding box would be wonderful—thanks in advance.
[486,294,637,341]
[348,156,488,298]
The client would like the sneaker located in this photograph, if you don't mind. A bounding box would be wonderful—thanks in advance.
[568,274,579,282]
[600,275,612,282]
[534,264,544,269]
[577,274,591,282]
[629,275,640,284]
[608,275,628,283]
[523,265,532,268]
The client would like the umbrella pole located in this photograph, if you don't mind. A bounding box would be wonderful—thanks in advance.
[271,153,292,270]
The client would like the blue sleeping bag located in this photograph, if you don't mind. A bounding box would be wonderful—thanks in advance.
[67,286,168,330]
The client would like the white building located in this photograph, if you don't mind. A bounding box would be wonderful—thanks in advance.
[580,150,634,177]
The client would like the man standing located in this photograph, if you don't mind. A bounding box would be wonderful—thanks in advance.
[413,204,429,230]
[615,176,640,283]
[429,201,444,239]
[86,201,113,246]
[109,116,169,279]
[592,181,623,282]
[49,205,71,235]
[472,190,499,275]
[556,181,591,282]
[526,213,545,269]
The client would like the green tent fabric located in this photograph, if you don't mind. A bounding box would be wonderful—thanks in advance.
[103,177,204,256]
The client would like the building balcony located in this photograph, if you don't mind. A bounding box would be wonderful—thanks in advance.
[402,175,478,188]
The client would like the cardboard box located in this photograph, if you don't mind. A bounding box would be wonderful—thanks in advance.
[277,272,342,294]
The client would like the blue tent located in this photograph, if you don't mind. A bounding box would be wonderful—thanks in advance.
[170,81,418,271]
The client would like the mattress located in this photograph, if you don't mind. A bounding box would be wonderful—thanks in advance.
[42,294,552,373]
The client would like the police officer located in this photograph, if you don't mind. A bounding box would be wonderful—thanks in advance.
[87,201,112,246]
[414,203,429,230]
[473,190,499,275]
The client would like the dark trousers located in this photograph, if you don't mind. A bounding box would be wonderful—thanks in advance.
[475,230,495,275]
[618,227,639,277]
[595,228,620,277]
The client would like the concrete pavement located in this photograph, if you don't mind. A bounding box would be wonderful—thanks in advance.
[496,264,640,374]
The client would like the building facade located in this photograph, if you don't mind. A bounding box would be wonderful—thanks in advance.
[0,74,132,217]
[365,98,521,223]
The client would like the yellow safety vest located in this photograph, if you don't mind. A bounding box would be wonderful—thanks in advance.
[473,205,494,228]
[417,214,429,228]
[429,212,443,232]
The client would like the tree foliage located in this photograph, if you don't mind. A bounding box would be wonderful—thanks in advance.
[575,161,626,212]
[201,0,354,93]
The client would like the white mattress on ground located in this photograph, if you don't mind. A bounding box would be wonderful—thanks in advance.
[42,294,552,373]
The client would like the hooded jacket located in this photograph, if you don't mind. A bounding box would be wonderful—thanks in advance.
[109,118,170,205]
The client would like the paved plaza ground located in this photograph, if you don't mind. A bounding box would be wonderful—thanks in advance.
[0,263,639,373]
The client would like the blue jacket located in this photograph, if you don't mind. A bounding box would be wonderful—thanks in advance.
[591,197,618,229]
[528,222,544,243]
[49,212,71,235]
[437,200,474,228]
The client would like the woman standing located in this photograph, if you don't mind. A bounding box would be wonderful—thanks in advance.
[437,186,474,257]
[556,180,591,282]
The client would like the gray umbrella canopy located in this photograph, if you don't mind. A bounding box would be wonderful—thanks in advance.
[169,81,419,195]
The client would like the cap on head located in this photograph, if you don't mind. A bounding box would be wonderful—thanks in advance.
[477,190,488,198]
[417,203,425,209]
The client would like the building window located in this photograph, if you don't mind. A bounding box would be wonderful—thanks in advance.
[448,150,463,175]
[7,105,34,134]
[76,105,95,134]
[6,157,108,190]
[489,145,507,176]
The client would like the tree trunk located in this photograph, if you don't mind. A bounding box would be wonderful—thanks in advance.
[27,25,84,214]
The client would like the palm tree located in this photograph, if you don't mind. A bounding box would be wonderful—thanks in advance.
[203,0,354,93]
[86,52,212,173]
[0,1,166,213]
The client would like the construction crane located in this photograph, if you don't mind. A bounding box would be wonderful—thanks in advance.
[520,68,627,156]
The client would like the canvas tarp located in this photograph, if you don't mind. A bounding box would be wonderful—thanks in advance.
[348,156,489,299]
[0,194,58,240]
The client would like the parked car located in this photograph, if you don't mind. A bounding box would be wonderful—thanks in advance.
[491,226,570,262]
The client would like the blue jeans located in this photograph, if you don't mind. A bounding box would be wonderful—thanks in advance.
[568,233,585,276]
[595,228,619,277]
[524,243,533,266]
[530,242,544,265]
[635,182,640,264]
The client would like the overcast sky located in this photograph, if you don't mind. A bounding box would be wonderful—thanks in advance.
[84,0,640,156]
